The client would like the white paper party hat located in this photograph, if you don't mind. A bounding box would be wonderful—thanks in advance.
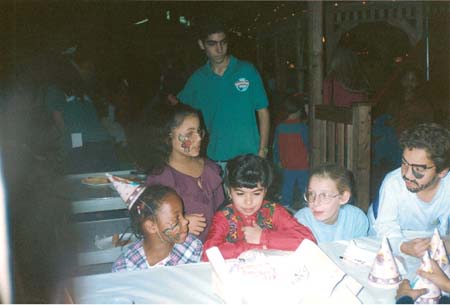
[368,237,402,288]
[106,173,146,210]
[430,228,441,257]
[413,250,441,304]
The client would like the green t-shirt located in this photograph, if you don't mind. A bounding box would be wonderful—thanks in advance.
[46,85,111,150]
[178,56,269,161]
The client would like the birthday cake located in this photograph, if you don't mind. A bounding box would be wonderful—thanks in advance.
[207,240,363,304]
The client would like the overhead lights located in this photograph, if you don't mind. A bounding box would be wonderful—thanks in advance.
[134,18,149,25]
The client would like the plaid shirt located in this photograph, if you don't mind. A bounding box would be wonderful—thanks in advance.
[112,234,203,272]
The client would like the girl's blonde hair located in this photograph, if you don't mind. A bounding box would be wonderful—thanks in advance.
[309,163,354,196]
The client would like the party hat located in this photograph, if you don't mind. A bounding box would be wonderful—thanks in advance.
[413,250,441,304]
[430,228,441,257]
[106,173,146,210]
[368,237,402,288]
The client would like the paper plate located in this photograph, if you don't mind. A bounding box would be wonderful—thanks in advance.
[81,176,111,186]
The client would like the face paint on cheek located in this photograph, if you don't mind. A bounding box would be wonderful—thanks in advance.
[162,223,181,242]
[178,134,192,153]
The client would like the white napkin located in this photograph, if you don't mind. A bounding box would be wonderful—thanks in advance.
[342,240,407,275]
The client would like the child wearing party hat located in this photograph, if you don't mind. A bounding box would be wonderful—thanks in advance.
[107,174,203,272]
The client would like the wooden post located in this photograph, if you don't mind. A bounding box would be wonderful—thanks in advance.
[352,103,371,212]
[295,17,305,93]
[308,1,324,169]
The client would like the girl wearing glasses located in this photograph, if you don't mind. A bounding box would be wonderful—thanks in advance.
[201,154,316,260]
[294,164,369,243]
[135,103,225,243]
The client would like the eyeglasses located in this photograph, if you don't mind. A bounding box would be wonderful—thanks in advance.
[303,191,340,205]
[178,128,206,141]
[401,157,435,178]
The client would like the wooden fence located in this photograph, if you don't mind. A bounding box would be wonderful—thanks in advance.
[312,103,372,212]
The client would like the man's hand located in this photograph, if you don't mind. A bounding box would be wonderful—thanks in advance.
[242,222,263,244]
[396,279,428,301]
[185,213,207,236]
[400,238,431,258]
[417,259,450,293]
[258,147,268,159]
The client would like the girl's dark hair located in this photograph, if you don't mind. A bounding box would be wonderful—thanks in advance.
[130,103,201,175]
[129,185,179,238]
[399,123,450,172]
[309,163,355,196]
[225,154,273,189]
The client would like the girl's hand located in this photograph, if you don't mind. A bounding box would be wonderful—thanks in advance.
[185,213,207,236]
[242,222,262,244]
[417,259,450,293]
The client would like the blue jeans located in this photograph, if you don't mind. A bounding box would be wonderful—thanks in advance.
[281,169,309,208]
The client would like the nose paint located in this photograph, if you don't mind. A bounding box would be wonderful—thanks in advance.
[178,134,192,153]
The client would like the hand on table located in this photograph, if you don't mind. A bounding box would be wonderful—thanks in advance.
[417,259,450,293]
[396,279,428,302]
[242,222,262,244]
[400,238,431,258]
[186,213,207,236]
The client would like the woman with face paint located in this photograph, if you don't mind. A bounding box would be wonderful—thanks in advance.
[110,182,203,272]
[134,103,225,243]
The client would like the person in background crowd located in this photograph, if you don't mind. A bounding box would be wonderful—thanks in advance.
[323,46,370,107]
[202,154,316,261]
[45,47,118,173]
[175,18,270,173]
[273,93,309,209]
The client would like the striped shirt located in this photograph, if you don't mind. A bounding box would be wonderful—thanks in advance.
[112,234,203,272]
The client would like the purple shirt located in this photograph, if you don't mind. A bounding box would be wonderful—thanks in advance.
[146,159,225,242]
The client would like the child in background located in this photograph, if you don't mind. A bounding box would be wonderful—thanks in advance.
[138,103,225,242]
[202,154,316,261]
[273,93,309,208]
[294,164,368,243]
[108,175,202,272]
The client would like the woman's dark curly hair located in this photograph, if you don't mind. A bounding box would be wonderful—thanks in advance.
[225,154,273,189]
[399,123,450,173]
[129,185,180,238]
[132,103,201,175]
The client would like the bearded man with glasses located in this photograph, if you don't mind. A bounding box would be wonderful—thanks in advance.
[373,123,450,258]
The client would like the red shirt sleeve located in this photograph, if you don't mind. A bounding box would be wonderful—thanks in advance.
[260,205,317,250]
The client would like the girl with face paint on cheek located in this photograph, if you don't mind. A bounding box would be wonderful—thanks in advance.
[142,103,225,244]
[110,184,203,272]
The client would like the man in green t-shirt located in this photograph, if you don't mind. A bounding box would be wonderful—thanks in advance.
[175,19,270,166]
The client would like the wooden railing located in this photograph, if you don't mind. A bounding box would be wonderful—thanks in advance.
[312,103,372,212]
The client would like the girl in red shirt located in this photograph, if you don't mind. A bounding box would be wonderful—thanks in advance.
[202,154,316,261]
